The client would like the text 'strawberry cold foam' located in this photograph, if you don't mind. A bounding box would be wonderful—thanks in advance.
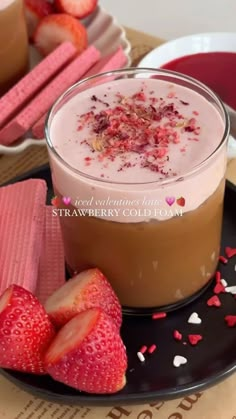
[45,69,229,311]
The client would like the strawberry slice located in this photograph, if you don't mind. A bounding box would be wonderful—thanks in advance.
[45,268,122,329]
[0,285,55,374]
[24,0,54,40]
[55,0,98,19]
[33,14,88,56]
[45,308,127,394]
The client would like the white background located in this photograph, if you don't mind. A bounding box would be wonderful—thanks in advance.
[100,0,236,40]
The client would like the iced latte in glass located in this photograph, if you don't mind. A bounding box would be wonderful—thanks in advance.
[0,0,29,95]
[46,69,229,311]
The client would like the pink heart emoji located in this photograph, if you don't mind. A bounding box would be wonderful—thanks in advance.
[62,196,71,206]
[165,196,175,206]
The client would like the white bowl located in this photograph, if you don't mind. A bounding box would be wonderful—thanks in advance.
[138,32,236,69]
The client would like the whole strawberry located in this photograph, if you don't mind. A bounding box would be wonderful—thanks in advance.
[45,308,127,394]
[0,285,55,374]
[45,268,122,329]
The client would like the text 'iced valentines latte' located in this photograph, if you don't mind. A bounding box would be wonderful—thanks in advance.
[46,69,229,311]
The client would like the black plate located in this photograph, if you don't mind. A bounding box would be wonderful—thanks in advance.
[1,165,236,406]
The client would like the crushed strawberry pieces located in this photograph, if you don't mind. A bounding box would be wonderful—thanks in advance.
[77,88,201,178]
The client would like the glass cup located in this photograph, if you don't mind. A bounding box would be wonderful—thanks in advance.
[0,0,29,95]
[45,68,229,313]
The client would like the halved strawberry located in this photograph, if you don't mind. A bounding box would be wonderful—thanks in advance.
[33,14,88,56]
[45,268,122,329]
[0,285,55,374]
[24,0,54,40]
[55,0,98,19]
[45,308,127,393]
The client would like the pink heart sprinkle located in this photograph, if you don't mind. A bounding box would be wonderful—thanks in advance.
[225,315,236,327]
[165,196,175,206]
[214,283,225,294]
[207,295,221,307]
[62,196,71,206]
[225,246,236,259]
[188,334,203,346]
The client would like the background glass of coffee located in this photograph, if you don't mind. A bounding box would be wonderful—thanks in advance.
[0,0,29,95]
[45,68,229,312]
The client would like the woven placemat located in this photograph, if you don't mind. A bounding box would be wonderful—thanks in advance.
[0,27,235,185]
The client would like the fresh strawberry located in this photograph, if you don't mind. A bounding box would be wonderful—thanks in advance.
[45,308,127,393]
[0,285,55,374]
[45,268,122,329]
[33,14,88,56]
[24,0,54,40]
[55,0,98,19]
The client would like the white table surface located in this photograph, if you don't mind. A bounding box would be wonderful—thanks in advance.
[100,0,236,40]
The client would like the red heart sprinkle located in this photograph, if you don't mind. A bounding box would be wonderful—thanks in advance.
[225,315,236,327]
[215,271,221,283]
[152,312,167,320]
[219,256,228,264]
[207,295,221,307]
[188,334,203,346]
[214,283,225,294]
[173,330,182,341]
[225,247,236,259]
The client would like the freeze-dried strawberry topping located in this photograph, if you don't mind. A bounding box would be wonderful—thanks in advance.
[77,89,201,176]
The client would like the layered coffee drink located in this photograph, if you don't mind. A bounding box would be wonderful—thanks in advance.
[0,0,29,95]
[46,69,229,309]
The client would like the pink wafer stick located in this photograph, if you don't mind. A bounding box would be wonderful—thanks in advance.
[0,42,77,129]
[0,46,100,145]
[32,114,46,139]
[36,206,65,304]
[31,47,127,140]
[84,46,127,78]
[0,179,46,295]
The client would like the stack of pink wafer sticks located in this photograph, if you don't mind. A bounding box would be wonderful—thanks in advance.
[0,179,65,300]
[32,46,127,139]
[0,42,101,145]
[0,42,77,130]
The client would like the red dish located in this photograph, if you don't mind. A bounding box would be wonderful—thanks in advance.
[162,52,236,109]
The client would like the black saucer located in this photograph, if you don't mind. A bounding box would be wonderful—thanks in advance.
[1,165,236,406]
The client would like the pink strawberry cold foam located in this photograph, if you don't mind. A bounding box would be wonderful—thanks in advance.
[49,78,226,222]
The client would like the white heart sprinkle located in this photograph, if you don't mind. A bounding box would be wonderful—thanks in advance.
[188,312,202,324]
[173,355,187,368]
[137,352,145,362]
[225,286,236,294]
[220,279,228,287]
